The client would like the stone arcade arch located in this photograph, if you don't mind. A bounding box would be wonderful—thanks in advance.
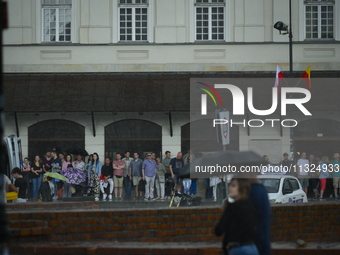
[105,120,162,160]
[28,120,85,161]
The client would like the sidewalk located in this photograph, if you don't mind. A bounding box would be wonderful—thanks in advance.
[8,241,340,255]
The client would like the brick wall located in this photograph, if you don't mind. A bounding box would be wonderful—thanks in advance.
[6,203,340,244]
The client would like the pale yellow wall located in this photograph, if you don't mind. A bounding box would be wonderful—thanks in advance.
[3,43,340,73]
[3,0,339,72]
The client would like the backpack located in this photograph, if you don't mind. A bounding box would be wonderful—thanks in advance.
[138,179,146,192]
[39,182,53,202]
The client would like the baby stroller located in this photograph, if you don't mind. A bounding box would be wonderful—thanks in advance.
[166,178,202,207]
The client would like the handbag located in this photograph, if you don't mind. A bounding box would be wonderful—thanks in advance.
[138,179,146,191]
[159,176,165,182]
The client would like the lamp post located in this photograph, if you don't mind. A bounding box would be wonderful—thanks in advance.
[274,0,294,159]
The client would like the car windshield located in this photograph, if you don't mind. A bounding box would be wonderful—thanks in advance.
[259,179,280,193]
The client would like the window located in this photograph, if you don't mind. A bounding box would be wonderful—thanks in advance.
[288,179,300,191]
[119,0,148,41]
[42,0,72,42]
[282,179,292,192]
[259,179,280,193]
[305,0,334,39]
[195,0,225,41]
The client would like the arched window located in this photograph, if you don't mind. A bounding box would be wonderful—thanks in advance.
[105,120,162,160]
[181,120,239,155]
[28,120,85,161]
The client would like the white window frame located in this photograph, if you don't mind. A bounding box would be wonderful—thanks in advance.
[299,0,337,41]
[193,0,228,42]
[117,0,150,42]
[36,0,76,43]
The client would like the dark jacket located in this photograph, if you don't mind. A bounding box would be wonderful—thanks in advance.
[39,182,53,202]
[101,164,113,178]
[215,200,257,255]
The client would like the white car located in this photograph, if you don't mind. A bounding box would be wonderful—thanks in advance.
[258,175,308,204]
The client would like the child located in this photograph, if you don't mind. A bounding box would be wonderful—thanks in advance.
[56,180,64,198]
[39,177,54,202]
[215,178,259,255]
[182,178,192,195]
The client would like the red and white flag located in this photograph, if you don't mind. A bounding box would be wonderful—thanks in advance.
[275,65,284,94]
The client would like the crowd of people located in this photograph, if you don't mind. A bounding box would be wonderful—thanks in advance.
[4,149,202,203]
[3,147,340,204]
[264,151,340,200]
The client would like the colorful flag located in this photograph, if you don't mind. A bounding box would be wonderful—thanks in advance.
[275,65,284,94]
[301,65,311,91]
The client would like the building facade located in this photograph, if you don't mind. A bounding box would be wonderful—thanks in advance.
[3,0,340,164]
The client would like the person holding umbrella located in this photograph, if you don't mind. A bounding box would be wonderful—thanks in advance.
[74,154,86,173]
[215,178,259,255]
[61,155,75,198]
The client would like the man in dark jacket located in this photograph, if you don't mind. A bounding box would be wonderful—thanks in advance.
[100,157,114,201]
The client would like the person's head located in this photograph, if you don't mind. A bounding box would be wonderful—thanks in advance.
[228,178,251,201]
[125,151,131,158]
[151,153,156,160]
[301,152,306,159]
[11,167,22,179]
[88,154,93,163]
[34,155,40,163]
[146,153,152,160]
[165,151,171,159]
[66,154,72,163]
[93,153,99,163]
[47,176,52,182]
[315,155,320,163]
[283,153,288,160]
[59,153,65,160]
[46,151,51,158]
[51,151,56,159]
[105,157,111,166]
[321,156,329,164]
[76,154,82,161]
[263,155,268,162]
[334,153,340,161]
[188,154,194,162]
[176,152,183,159]
[133,152,139,159]
[156,158,161,164]
[24,157,29,164]
[309,154,314,161]
[116,153,122,160]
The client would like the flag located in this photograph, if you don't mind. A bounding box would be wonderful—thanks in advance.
[301,65,311,91]
[275,65,284,94]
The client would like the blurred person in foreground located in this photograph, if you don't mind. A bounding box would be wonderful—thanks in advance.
[248,174,271,255]
[215,178,259,255]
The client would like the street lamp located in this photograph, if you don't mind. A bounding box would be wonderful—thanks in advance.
[274,0,294,158]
